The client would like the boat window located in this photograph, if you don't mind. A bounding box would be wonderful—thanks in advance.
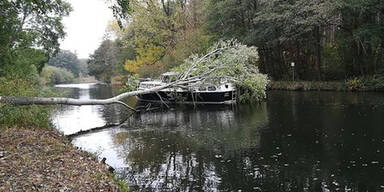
[162,76,170,83]
[198,86,206,91]
[208,86,216,91]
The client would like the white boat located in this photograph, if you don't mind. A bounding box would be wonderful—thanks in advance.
[136,72,237,104]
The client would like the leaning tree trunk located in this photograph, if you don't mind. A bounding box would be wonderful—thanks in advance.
[0,79,199,111]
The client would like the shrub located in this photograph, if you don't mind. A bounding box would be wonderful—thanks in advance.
[0,78,53,129]
[346,78,364,90]
[361,73,384,91]
[40,66,75,85]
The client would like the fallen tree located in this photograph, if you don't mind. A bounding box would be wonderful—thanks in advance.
[0,40,269,109]
[0,80,194,112]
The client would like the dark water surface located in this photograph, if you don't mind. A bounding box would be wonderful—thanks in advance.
[51,83,384,192]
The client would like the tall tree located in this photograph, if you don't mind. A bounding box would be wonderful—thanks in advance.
[78,59,89,77]
[47,50,80,77]
[113,0,213,77]
[0,0,72,77]
[337,0,384,77]
[207,0,341,80]
[88,40,120,83]
[254,0,341,80]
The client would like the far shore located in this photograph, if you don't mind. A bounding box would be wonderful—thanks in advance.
[268,80,383,92]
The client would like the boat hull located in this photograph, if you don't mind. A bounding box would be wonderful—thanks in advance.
[137,90,236,104]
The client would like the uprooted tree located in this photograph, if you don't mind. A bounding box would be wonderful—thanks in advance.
[0,40,269,110]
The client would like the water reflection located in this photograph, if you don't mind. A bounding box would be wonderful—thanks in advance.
[111,105,268,191]
[51,85,384,191]
[51,83,126,134]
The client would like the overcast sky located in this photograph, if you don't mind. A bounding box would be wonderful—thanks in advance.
[60,0,114,59]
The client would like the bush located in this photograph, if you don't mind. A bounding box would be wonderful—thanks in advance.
[0,78,53,129]
[359,73,384,91]
[1,48,47,80]
[346,78,364,90]
[40,66,75,85]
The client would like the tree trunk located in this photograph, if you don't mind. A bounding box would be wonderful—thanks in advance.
[0,80,197,111]
[316,26,323,81]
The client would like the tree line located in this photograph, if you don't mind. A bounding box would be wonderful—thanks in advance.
[1,0,384,84]
[87,0,384,83]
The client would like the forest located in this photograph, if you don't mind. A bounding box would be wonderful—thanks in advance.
[87,0,384,86]
[1,0,384,85]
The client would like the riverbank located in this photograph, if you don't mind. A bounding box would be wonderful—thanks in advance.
[268,81,347,91]
[0,126,127,191]
[76,76,100,83]
[268,79,384,92]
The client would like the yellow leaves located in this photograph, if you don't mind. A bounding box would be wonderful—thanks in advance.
[124,43,165,74]
[106,20,125,39]
[119,0,211,77]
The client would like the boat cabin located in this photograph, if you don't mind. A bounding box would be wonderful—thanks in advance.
[161,72,178,83]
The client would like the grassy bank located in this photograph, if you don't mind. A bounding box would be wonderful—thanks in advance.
[268,81,348,91]
[268,75,384,92]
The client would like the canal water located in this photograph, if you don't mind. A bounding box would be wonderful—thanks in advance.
[51,83,384,192]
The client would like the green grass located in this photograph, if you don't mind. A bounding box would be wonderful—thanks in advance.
[113,176,130,192]
[0,77,57,129]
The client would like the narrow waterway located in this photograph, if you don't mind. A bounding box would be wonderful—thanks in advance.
[51,83,384,192]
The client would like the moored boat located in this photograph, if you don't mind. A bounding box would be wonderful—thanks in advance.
[136,72,237,104]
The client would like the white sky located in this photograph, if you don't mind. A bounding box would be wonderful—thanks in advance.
[60,0,114,59]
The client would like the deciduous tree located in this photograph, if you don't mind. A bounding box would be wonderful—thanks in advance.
[0,0,72,77]
[47,50,80,77]
[88,40,120,83]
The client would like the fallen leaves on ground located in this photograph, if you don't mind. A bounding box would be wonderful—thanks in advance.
[0,127,119,191]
